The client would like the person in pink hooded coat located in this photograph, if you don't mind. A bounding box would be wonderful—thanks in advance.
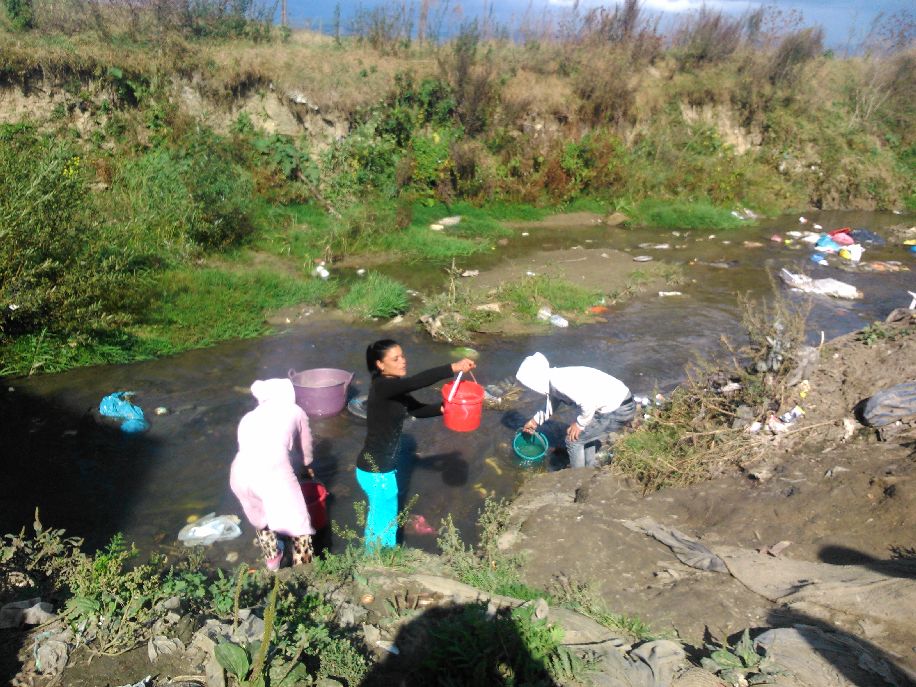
[230,378,315,570]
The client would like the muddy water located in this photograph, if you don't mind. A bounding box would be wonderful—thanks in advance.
[1,211,913,562]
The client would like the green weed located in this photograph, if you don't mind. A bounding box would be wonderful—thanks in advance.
[340,272,409,319]
[500,275,602,321]
[630,199,747,230]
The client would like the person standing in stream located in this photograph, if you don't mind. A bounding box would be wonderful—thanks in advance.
[357,339,476,551]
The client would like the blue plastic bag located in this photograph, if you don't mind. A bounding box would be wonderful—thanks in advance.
[99,392,149,433]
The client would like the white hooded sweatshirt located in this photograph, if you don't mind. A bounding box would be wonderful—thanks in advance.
[516,352,630,428]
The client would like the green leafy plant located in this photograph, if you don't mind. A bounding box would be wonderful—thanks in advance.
[701,629,784,685]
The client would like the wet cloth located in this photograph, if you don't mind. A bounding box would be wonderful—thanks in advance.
[516,353,632,429]
[620,517,728,573]
[230,378,315,537]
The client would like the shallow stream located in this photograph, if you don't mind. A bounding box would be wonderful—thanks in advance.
[1,210,913,563]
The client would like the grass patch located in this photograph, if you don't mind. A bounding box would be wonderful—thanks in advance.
[339,271,409,319]
[629,199,748,230]
[139,267,335,348]
[379,226,484,260]
[500,275,602,320]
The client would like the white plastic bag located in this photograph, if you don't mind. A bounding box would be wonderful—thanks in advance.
[779,269,862,300]
[177,513,241,546]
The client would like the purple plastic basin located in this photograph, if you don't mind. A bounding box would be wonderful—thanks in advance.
[288,368,354,417]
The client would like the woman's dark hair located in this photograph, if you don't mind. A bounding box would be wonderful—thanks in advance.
[366,339,400,376]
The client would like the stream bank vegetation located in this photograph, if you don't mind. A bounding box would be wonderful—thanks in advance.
[2,500,664,685]
[614,275,813,491]
[1,0,913,374]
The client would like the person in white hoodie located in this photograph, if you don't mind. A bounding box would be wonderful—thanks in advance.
[516,352,635,468]
[230,378,315,570]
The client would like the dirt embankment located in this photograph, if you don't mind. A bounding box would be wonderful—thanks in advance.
[501,312,916,682]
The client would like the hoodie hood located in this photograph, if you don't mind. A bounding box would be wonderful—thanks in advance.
[516,352,551,395]
[250,378,296,406]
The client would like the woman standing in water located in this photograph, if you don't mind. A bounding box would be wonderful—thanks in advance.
[230,378,316,570]
[357,339,476,551]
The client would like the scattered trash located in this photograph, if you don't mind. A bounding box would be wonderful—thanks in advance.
[800,232,821,244]
[746,421,763,433]
[536,307,552,321]
[634,395,650,406]
[620,517,728,572]
[521,231,529,236]
[798,216,808,224]
[33,628,72,676]
[99,392,150,433]
[766,415,789,434]
[786,230,803,238]
[910,291,916,309]
[862,382,916,427]
[356,268,367,276]
[117,676,153,687]
[718,382,742,394]
[814,235,841,253]
[177,513,241,546]
[376,640,400,655]
[0,599,55,628]
[658,291,683,297]
[439,216,461,227]
[813,223,823,230]
[225,551,239,563]
[769,234,782,242]
[525,270,536,276]
[632,255,653,262]
[779,269,862,299]
[760,540,792,556]
[838,244,865,262]
[743,240,764,248]
[849,228,885,245]
[154,406,169,416]
[461,269,479,277]
[360,593,375,605]
[429,223,444,231]
[549,314,569,328]
[824,466,850,478]
[810,254,828,266]
[588,305,609,314]
[798,380,811,398]
[780,405,805,424]
[842,418,857,442]
[313,265,330,279]
[406,514,436,535]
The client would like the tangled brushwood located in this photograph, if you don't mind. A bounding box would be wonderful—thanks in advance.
[614,277,815,491]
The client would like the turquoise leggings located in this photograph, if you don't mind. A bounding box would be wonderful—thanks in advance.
[355,468,399,551]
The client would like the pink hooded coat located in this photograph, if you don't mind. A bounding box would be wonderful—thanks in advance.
[229,378,315,536]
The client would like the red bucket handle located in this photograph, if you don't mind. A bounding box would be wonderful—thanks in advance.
[446,370,478,402]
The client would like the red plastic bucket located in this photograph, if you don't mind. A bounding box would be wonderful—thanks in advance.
[300,480,329,530]
[442,378,485,432]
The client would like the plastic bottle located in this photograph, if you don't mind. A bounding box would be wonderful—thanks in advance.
[548,314,569,328]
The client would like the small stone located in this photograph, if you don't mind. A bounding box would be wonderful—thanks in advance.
[154,407,169,416]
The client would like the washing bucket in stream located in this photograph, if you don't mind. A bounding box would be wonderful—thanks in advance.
[288,368,354,417]
[441,374,485,432]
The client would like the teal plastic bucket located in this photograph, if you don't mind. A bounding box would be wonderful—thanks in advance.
[513,431,548,461]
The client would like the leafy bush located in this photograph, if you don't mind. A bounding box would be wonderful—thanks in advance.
[630,199,746,229]
[340,272,409,319]
[177,128,255,248]
[0,126,148,343]
[3,0,33,29]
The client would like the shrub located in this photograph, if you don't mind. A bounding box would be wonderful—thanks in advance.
[3,0,33,30]
[340,272,409,319]
[0,126,146,343]
[673,8,745,68]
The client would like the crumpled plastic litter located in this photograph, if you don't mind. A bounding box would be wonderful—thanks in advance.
[406,514,436,535]
[99,392,149,433]
[0,598,55,628]
[779,269,862,299]
[177,513,241,546]
[33,628,73,676]
[620,516,728,572]
[116,676,153,687]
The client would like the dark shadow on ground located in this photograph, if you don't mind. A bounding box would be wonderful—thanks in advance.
[0,385,164,684]
[818,545,916,579]
[361,601,560,687]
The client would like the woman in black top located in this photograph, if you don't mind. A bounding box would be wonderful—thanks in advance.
[356,339,475,551]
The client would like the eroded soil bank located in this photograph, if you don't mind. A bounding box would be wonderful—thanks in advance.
[501,311,916,683]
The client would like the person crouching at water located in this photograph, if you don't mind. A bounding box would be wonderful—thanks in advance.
[357,339,476,552]
[230,378,316,570]
[516,352,636,469]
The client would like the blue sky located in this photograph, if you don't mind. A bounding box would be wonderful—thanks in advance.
[286,0,912,50]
